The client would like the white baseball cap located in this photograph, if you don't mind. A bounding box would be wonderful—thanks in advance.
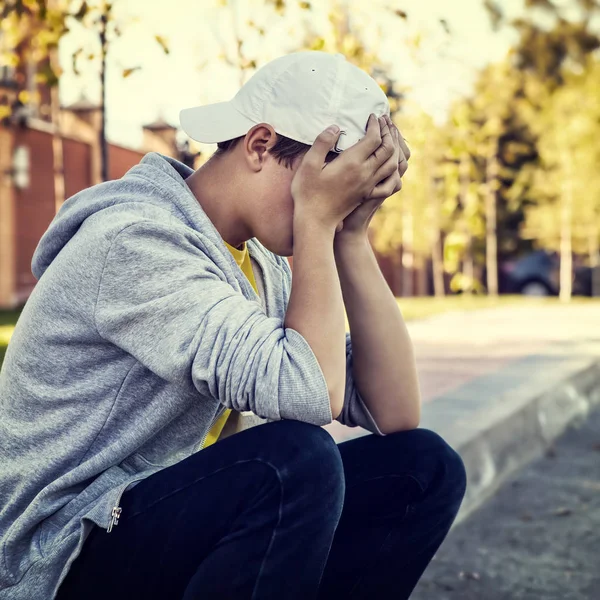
[180,51,390,153]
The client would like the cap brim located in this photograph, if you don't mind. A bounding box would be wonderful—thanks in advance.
[179,102,255,144]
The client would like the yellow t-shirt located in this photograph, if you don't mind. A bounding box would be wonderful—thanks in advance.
[202,240,259,448]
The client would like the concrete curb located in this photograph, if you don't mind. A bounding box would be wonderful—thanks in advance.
[448,359,600,524]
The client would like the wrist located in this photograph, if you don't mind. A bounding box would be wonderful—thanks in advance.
[293,212,337,240]
[334,229,370,251]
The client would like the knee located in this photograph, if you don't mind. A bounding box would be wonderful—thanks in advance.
[262,420,345,505]
[385,428,467,507]
[415,429,467,505]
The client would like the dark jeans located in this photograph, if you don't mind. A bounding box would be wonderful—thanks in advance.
[57,420,466,599]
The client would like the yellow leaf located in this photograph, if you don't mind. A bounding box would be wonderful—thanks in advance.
[122,66,141,78]
[155,35,170,55]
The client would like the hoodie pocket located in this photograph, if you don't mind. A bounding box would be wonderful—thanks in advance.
[120,451,170,472]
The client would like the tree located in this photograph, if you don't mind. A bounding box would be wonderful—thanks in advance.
[468,59,541,296]
[371,108,448,297]
[67,1,170,182]
[208,0,314,88]
[439,99,489,294]
[524,58,600,300]
[0,0,69,208]
[0,0,169,184]
[485,0,600,300]
[300,0,405,113]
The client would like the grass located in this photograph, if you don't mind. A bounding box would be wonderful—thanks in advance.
[0,296,597,370]
[395,294,597,321]
[0,309,22,369]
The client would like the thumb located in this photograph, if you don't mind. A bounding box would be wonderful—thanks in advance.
[305,125,341,166]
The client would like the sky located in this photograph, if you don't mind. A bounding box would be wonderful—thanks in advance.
[57,0,526,149]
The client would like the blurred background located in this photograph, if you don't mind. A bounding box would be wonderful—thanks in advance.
[1,0,600,312]
[1,1,600,597]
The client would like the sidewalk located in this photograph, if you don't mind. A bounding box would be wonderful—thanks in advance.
[326,303,600,519]
[412,405,600,600]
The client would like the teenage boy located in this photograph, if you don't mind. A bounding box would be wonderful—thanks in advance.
[0,51,465,600]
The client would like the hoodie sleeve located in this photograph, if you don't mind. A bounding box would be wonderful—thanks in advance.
[94,223,332,426]
[279,255,383,435]
[338,332,384,435]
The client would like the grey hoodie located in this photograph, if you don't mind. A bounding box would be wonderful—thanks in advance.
[0,153,382,599]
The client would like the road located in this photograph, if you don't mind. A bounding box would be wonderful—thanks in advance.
[412,407,600,600]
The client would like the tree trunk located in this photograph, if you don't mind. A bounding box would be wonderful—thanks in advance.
[429,174,445,298]
[464,249,474,293]
[49,48,65,213]
[559,147,573,302]
[431,229,445,297]
[99,5,109,182]
[485,142,499,296]
[589,222,600,297]
[415,255,427,296]
[401,197,414,297]
[459,152,474,294]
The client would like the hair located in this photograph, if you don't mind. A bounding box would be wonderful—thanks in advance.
[214,133,339,168]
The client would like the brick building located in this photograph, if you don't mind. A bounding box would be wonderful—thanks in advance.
[0,94,194,308]
[0,70,431,310]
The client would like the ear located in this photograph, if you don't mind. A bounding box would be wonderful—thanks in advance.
[242,124,277,172]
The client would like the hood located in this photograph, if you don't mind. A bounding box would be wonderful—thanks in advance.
[32,153,222,279]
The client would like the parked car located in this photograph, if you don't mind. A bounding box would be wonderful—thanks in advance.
[500,250,595,296]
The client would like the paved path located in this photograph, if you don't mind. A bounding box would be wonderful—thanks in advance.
[326,303,600,443]
[411,406,600,600]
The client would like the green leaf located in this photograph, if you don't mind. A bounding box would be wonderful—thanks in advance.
[311,37,325,51]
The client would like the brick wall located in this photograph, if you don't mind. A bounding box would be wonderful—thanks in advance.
[12,127,55,302]
[63,137,92,199]
[109,144,145,181]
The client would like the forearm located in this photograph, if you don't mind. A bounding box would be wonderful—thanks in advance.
[334,235,421,433]
[284,219,346,418]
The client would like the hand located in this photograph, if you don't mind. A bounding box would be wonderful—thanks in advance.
[291,114,395,233]
[336,115,411,238]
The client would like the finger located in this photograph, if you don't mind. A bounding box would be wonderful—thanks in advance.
[393,123,411,161]
[384,115,398,148]
[345,114,382,161]
[368,116,395,172]
[304,125,342,168]
[390,120,404,159]
[391,126,409,175]
[374,151,399,183]
[399,156,409,177]
[370,172,402,199]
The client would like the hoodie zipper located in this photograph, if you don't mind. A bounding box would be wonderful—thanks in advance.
[107,408,227,532]
[106,477,145,533]
[194,406,227,453]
